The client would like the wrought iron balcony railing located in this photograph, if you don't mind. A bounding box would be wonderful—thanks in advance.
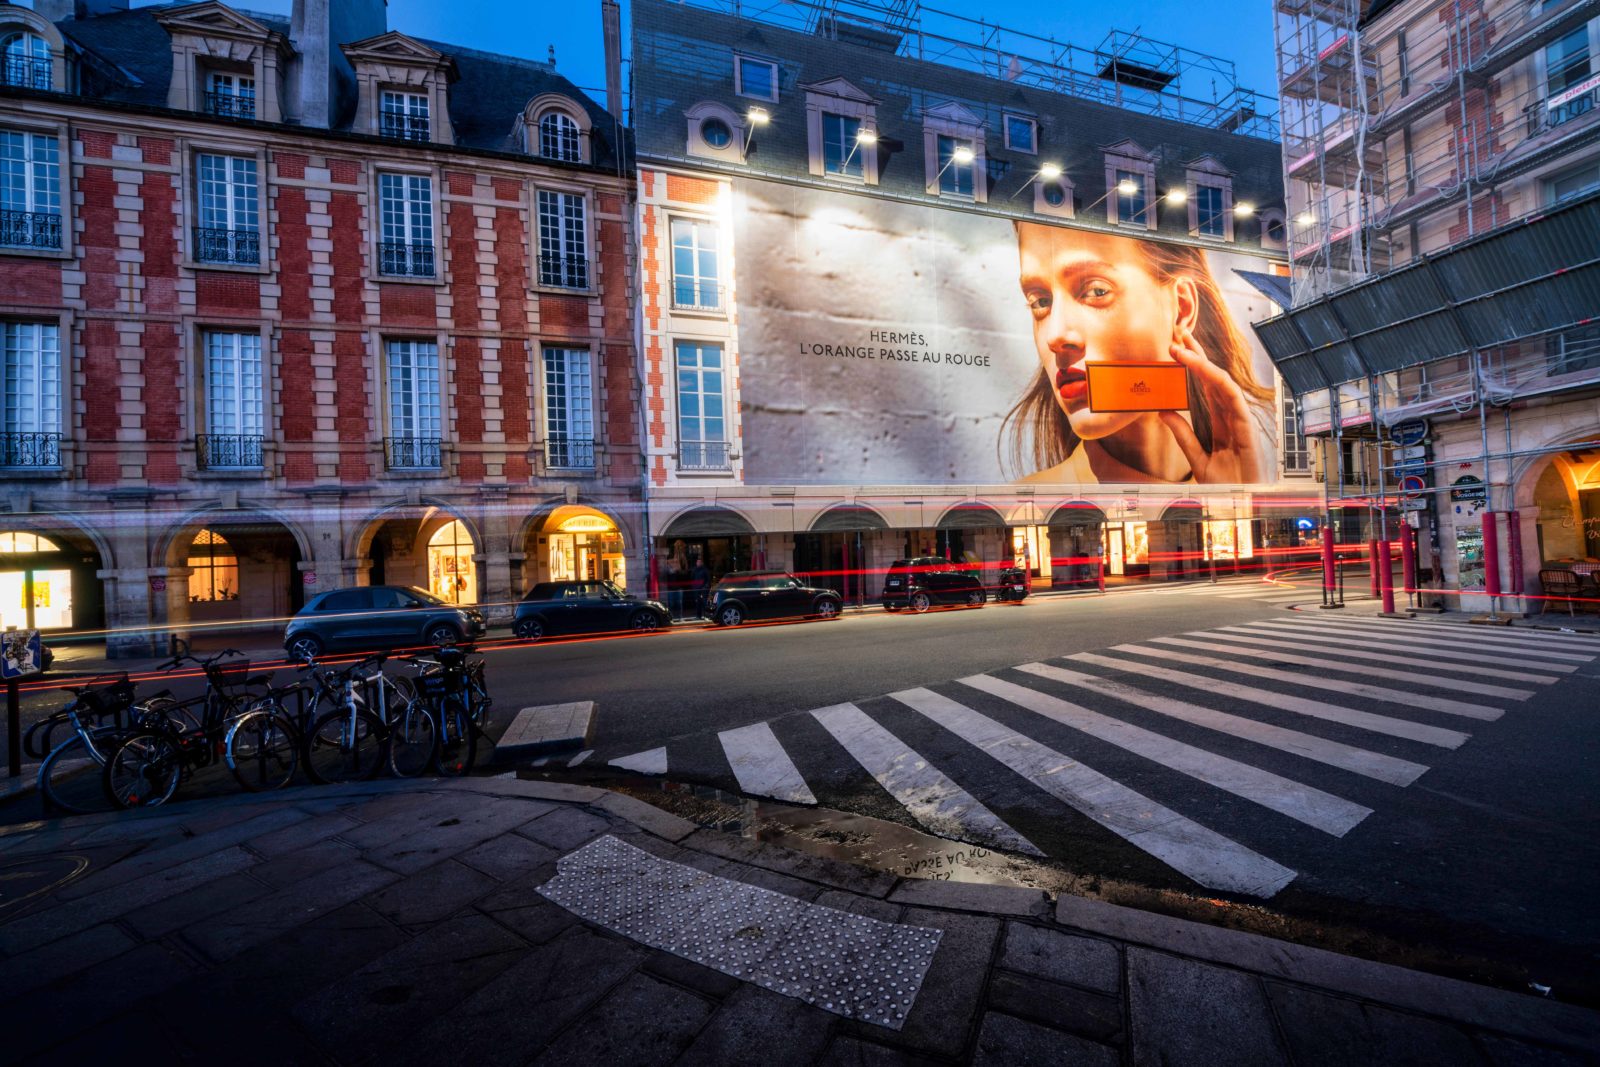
[378,241,436,278]
[379,111,431,142]
[194,227,260,265]
[678,440,730,471]
[546,434,596,469]
[0,431,62,468]
[1527,89,1597,136]
[0,210,62,250]
[204,91,256,120]
[670,281,724,311]
[538,252,589,289]
[196,434,263,470]
[385,436,442,470]
[2,54,51,91]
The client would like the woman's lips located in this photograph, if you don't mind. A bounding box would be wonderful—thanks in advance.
[1056,367,1087,403]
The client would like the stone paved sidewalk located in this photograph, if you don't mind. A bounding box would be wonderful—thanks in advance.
[0,777,1594,1065]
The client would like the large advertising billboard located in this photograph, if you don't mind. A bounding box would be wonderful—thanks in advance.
[732,178,1284,486]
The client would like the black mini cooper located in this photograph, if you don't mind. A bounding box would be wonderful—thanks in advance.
[512,581,672,641]
[703,571,843,627]
[881,557,987,612]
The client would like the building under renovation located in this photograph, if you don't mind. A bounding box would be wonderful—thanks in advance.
[1256,0,1600,613]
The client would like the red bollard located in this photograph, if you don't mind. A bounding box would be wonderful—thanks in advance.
[1321,528,1336,594]
[1379,540,1396,614]
[1483,512,1501,598]
[1368,539,1381,597]
[1400,523,1417,599]
[1506,509,1524,596]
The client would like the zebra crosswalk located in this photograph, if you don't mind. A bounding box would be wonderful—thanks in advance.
[1114,575,1318,606]
[599,615,1596,899]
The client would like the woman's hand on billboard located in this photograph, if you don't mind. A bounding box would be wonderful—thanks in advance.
[1158,324,1269,484]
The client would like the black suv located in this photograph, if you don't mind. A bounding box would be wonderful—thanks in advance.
[284,586,486,661]
[512,581,672,641]
[882,557,987,612]
[704,571,843,627]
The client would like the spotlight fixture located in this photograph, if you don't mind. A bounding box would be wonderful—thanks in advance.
[1234,202,1255,217]
[855,128,878,145]
[1165,188,1187,204]
[1038,162,1062,180]
[1116,178,1138,196]
[745,107,770,126]
[951,145,975,164]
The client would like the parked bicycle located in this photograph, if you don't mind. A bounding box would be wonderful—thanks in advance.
[28,675,175,814]
[299,653,436,785]
[403,645,492,776]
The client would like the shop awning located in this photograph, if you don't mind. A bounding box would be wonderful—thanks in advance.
[659,507,756,539]
[810,506,889,532]
[936,503,1007,529]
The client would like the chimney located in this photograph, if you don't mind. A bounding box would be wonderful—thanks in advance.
[601,0,623,121]
[34,0,129,20]
[288,0,386,128]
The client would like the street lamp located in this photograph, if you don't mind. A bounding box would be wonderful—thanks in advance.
[742,106,769,152]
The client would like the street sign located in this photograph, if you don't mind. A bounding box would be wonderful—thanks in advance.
[1390,419,1430,447]
[1401,498,1428,512]
[1398,475,1427,497]
[1450,475,1487,504]
[1,629,44,679]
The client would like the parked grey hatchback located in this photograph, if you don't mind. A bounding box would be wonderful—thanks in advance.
[284,585,487,661]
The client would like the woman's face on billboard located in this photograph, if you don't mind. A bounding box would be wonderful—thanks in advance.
[1017,225,1192,440]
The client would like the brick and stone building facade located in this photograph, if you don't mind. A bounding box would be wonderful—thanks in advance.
[0,0,641,653]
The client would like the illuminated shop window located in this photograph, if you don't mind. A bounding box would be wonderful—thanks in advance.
[0,531,58,552]
[188,528,239,602]
[428,519,477,604]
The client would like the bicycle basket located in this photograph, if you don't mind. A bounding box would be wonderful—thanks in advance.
[78,676,136,717]
[208,657,252,688]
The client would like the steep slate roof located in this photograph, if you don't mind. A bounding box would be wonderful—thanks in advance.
[51,4,625,170]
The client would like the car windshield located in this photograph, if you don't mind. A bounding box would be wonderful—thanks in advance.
[407,587,445,606]
[601,581,627,599]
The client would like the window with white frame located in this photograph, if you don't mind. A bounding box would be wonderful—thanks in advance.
[1,128,61,250]
[670,218,721,311]
[1544,27,1594,128]
[536,189,588,288]
[195,153,259,265]
[937,135,975,197]
[1004,114,1036,154]
[821,112,863,178]
[538,110,582,162]
[543,347,594,469]
[2,32,52,90]
[735,55,778,101]
[379,90,430,142]
[1115,169,1147,224]
[1544,157,1600,204]
[1281,395,1309,472]
[675,341,727,470]
[1195,184,1226,237]
[1,320,61,467]
[205,70,256,119]
[385,340,441,469]
[378,173,435,278]
[200,331,264,468]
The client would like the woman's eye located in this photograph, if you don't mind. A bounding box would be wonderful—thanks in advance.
[1078,282,1114,304]
[1025,292,1051,314]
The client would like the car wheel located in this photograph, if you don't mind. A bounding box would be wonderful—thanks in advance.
[815,598,840,620]
[425,623,460,648]
[631,611,660,633]
[513,617,543,641]
[909,592,932,614]
[967,589,985,608]
[717,604,745,627]
[287,634,323,662]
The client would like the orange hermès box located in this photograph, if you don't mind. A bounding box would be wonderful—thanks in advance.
[1084,362,1189,413]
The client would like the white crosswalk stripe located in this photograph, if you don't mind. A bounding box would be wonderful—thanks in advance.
[1265,619,1596,666]
[1066,652,1471,748]
[959,674,1371,835]
[1148,635,1536,701]
[610,746,668,774]
[1278,616,1598,661]
[1223,620,1579,673]
[1338,617,1600,650]
[719,721,817,804]
[888,686,1298,897]
[1013,662,1427,786]
[1104,643,1505,720]
[811,703,1042,856]
[1210,626,1565,683]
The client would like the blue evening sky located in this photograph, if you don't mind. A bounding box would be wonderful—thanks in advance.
[126,0,1280,121]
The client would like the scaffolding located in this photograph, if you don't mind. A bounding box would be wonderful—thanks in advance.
[680,0,1278,138]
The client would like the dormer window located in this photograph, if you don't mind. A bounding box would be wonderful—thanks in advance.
[2,32,51,91]
[380,90,430,142]
[922,100,988,202]
[538,111,581,163]
[1183,155,1236,241]
[205,71,256,120]
[735,55,778,102]
[803,78,879,186]
[822,113,864,178]
[1004,114,1037,154]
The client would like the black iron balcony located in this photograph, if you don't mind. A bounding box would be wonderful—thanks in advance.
[204,90,256,119]
[2,53,52,91]
[378,241,436,278]
[385,436,442,470]
[194,227,260,265]
[538,252,589,289]
[379,111,431,142]
[196,434,263,469]
[0,210,62,250]
[546,433,595,469]
[1527,89,1596,135]
[678,440,730,471]
[670,281,723,312]
[0,431,61,468]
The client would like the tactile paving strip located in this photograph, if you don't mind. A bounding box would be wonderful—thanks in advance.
[539,835,942,1029]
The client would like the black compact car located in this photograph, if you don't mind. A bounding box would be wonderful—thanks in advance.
[882,557,987,612]
[284,585,486,661]
[512,581,672,641]
[704,571,843,627]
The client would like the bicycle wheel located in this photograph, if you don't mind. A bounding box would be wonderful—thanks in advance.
[225,707,300,791]
[39,732,119,815]
[102,732,183,810]
[435,697,478,777]
[386,702,437,779]
[303,708,386,784]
